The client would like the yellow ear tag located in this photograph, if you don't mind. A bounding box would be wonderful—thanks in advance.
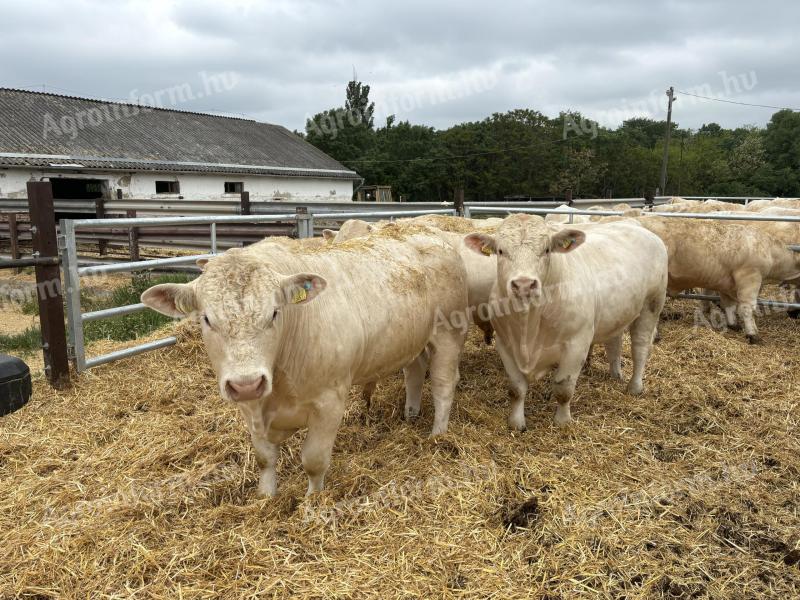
[291,288,307,304]
[481,245,493,256]
[561,238,574,250]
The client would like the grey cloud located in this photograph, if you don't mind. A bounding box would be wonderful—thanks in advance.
[1,0,798,132]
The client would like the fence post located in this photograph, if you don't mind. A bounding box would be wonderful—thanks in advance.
[454,188,465,217]
[565,189,573,206]
[8,213,20,273]
[127,210,139,261]
[240,191,251,215]
[95,196,107,256]
[295,206,313,238]
[27,181,70,388]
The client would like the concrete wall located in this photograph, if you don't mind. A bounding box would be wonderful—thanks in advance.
[0,168,354,202]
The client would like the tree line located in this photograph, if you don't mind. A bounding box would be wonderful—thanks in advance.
[303,80,800,202]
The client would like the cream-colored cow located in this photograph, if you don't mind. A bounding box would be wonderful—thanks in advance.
[325,216,501,345]
[744,198,800,211]
[141,225,467,496]
[465,215,668,430]
[635,216,800,342]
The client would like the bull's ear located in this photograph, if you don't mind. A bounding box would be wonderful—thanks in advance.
[279,273,327,306]
[196,257,210,269]
[464,233,497,256]
[141,284,197,317]
[550,229,585,253]
[322,229,336,241]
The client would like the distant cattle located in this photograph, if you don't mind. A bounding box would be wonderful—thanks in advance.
[142,224,467,496]
[744,198,800,211]
[635,216,800,342]
[465,215,668,429]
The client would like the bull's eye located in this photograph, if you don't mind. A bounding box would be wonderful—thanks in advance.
[202,315,211,327]
[497,248,504,256]
[545,247,551,255]
[271,309,279,322]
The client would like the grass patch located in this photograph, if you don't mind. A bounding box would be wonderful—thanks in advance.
[83,273,194,343]
[0,273,195,355]
[0,327,42,354]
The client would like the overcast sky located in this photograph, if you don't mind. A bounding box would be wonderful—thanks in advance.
[2,0,798,132]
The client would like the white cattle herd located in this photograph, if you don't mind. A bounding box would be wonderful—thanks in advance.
[141,197,800,496]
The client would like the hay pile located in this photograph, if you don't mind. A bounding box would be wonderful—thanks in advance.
[1,299,799,598]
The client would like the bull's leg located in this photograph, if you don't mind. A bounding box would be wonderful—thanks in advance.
[605,335,623,380]
[252,428,294,497]
[733,271,763,343]
[583,343,594,371]
[476,319,494,345]
[719,293,739,330]
[552,345,589,426]
[790,287,800,319]
[302,389,347,495]
[238,400,294,498]
[403,352,428,420]
[627,296,663,396]
[361,382,376,412]
[427,332,464,436]
[495,336,529,431]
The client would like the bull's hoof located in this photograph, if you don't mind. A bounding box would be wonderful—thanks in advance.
[405,406,420,420]
[507,414,527,432]
[627,380,644,396]
[728,322,742,332]
[653,331,662,344]
[746,334,762,345]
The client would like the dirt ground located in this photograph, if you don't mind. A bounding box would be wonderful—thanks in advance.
[0,298,799,598]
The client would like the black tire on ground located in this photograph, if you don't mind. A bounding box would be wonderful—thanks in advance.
[0,354,32,417]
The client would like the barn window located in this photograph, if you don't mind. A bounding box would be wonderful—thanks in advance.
[155,181,180,194]
[224,182,244,193]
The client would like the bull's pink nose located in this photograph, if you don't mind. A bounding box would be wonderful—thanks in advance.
[511,277,540,298]
[225,375,267,401]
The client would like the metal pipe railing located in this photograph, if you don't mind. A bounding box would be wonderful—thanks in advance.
[677,293,800,311]
[79,253,214,277]
[85,337,178,369]
[82,303,148,323]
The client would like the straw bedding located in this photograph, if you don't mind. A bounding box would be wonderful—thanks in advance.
[1,298,799,598]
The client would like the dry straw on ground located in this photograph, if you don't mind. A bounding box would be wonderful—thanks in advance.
[1,298,799,598]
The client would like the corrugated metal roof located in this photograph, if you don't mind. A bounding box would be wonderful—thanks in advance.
[0,88,359,180]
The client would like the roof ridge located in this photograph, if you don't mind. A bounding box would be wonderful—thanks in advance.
[0,87,257,123]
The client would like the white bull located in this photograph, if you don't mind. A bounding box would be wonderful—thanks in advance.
[465,215,668,430]
[142,226,467,496]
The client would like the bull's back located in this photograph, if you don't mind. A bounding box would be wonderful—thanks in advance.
[261,236,467,390]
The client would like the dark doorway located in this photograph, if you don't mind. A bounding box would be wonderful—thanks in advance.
[49,178,109,220]
[50,178,107,200]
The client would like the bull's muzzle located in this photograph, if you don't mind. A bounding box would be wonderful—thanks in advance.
[509,276,541,301]
[224,374,269,402]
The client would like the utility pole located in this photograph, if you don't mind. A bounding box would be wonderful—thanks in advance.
[659,86,676,195]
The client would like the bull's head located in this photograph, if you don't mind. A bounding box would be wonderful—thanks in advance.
[464,214,585,305]
[141,250,326,403]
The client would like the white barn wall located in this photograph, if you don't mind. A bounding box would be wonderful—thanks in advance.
[0,168,354,202]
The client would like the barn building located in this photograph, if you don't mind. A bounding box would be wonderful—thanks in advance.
[0,88,360,206]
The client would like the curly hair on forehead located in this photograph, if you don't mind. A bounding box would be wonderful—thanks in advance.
[195,251,283,317]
